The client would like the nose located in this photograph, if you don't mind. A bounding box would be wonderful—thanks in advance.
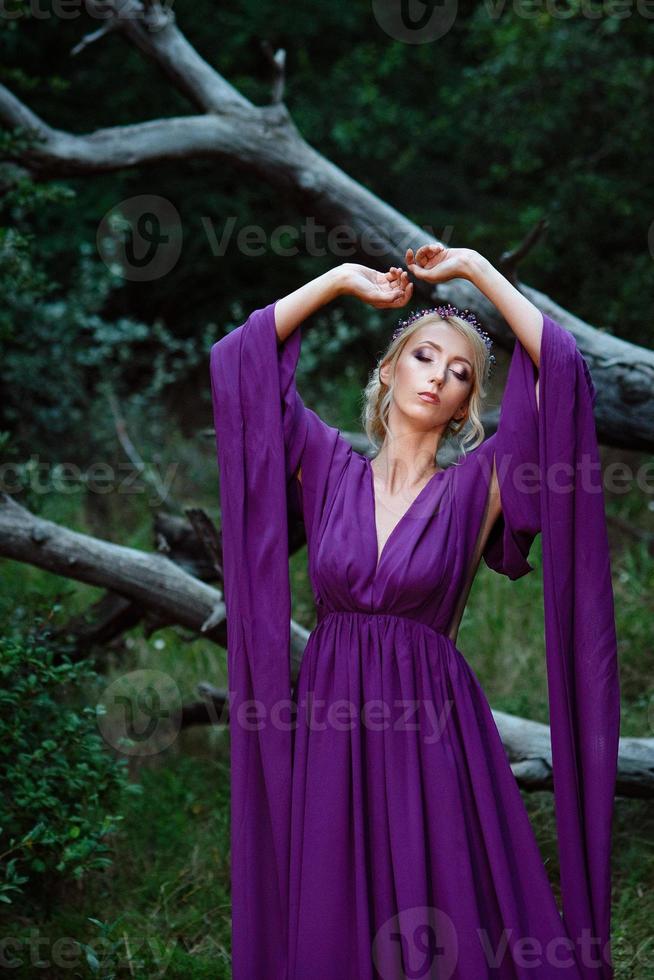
[430,361,446,385]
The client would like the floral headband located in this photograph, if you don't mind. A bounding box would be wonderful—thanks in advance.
[392,303,496,368]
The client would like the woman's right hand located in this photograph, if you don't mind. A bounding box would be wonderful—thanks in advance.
[340,263,413,309]
[404,244,476,284]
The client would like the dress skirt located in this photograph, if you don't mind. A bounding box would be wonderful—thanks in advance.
[289,610,582,980]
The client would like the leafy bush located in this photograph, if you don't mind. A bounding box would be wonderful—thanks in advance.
[0,163,212,466]
[0,611,141,913]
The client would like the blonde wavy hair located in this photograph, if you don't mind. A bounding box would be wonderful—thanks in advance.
[360,312,493,465]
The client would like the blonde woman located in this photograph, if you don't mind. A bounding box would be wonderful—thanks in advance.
[210,245,619,980]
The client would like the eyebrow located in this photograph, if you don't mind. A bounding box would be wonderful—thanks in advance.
[415,341,472,369]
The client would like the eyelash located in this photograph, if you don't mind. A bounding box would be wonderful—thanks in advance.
[414,351,468,382]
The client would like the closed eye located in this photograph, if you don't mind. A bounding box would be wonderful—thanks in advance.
[414,351,468,382]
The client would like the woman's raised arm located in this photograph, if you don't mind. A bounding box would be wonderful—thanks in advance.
[463,252,543,371]
[405,244,543,370]
[274,267,346,345]
[274,263,414,344]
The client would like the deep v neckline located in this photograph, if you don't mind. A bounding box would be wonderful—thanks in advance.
[366,457,448,574]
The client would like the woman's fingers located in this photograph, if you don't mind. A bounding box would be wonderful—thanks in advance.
[372,280,410,307]
[414,243,445,267]
[417,242,443,256]
[406,243,446,264]
[386,271,407,290]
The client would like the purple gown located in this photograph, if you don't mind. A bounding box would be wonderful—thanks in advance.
[209,298,620,980]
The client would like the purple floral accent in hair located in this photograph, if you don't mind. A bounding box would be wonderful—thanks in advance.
[392,304,496,367]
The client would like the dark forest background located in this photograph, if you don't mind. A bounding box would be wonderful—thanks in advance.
[1,2,653,977]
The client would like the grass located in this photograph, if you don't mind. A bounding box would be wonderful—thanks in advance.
[1,414,652,978]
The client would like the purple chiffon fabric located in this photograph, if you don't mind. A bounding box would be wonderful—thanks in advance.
[209,298,620,980]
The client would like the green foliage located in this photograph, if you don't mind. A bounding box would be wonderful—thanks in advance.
[0,611,140,913]
[0,167,214,466]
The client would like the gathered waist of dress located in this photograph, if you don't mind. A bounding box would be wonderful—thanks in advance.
[315,605,448,641]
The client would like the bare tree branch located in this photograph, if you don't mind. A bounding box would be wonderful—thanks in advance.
[0,85,51,139]
[82,0,251,113]
[71,21,119,57]
[0,490,224,637]
[184,506,223,580]
[497,218,549,286]
[493,710,654,799]
[260,41,287,104]
[0,96,276,174]
[1,4,652,448]
[106,387,180,513]
[0,491,309,668]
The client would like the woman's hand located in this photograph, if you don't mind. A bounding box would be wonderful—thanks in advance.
[404,244,478,285]
[404,245,543,366]
[341,263,414,309]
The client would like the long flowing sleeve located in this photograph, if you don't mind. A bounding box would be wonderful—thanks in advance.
[483,312,621,979]
[209,298,348,980]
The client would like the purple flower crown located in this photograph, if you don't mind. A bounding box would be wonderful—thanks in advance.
[392,303,496,367]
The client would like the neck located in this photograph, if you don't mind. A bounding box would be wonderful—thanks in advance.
[372,444,441,492]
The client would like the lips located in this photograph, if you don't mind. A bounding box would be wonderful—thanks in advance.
[418,391,440,405]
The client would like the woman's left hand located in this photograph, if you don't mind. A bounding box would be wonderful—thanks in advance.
[405,244,478,284]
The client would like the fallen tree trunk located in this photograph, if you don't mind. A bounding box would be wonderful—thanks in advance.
[1,490,652,798]
[0,490,308,666]
[0,491,226,640]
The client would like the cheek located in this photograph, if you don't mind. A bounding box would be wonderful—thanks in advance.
[395,356,419,392]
